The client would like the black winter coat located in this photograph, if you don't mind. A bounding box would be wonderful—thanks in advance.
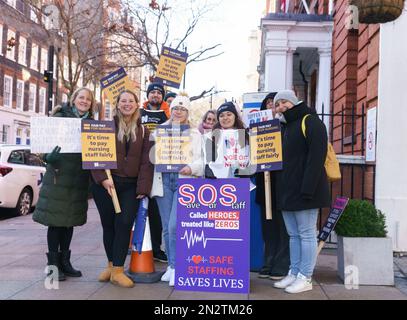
[279,102,331,211]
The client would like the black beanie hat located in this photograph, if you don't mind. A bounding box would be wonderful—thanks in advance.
[164,92,177,102]
[217,101,239,120]
[147,83,165,97]
[260,92,278,111]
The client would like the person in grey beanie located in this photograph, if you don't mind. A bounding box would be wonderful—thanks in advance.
[272,90,330,294]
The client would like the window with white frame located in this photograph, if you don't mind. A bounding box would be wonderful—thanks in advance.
[39,87,46,114]
[31,43,38,71]
[16,80,25,110]
[18,36,27,65]
[6,30,16,61]
[40,48,48,73]
[30,5,38,23]
[3,76,13,108]
[6,0,16,8]
[16,128,22,145]
[26,129,30,145]
[28,83,37,112]
[1,125,10,144]
[0,24,3,56]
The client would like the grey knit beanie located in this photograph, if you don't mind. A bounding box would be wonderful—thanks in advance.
[274,90,299,106]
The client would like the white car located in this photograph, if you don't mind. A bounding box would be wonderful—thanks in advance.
[0,145,46,216]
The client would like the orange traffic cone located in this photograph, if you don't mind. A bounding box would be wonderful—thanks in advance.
[127,216,163,283]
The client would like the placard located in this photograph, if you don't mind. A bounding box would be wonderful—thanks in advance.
[100,67,134,106]
[249,119,283,172]
[155,46,188,89]
[318,197,350,242]
[175,178,250,294]
[30,117,82,153]
[81,120,117,169]
[154,125,192,172]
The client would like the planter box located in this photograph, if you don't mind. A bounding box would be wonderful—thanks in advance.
[337,236,394,286]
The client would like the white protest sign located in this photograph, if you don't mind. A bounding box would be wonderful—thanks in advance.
[30,117,82,153]
[242,92,272,127]
[242,109,274,128]
[365,107,377,162]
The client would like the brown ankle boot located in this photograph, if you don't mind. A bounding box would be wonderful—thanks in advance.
[110,266,134,288]
[98,262,113,282]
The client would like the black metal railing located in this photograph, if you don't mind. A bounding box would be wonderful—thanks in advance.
[316,103,376,244]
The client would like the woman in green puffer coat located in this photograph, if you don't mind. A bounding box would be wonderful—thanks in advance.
[33,87,95,281]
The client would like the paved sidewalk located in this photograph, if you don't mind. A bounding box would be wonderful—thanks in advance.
[0,200,406,300]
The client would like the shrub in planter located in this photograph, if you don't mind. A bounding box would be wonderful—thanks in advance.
[335,199,393,285]
[335,199,387,237]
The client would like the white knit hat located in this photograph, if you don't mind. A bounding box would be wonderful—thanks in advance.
[170,95,191,112]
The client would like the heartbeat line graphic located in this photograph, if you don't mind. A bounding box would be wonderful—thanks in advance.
[180,230,243,249]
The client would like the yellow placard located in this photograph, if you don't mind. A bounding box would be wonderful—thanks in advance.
[250,131,282,165]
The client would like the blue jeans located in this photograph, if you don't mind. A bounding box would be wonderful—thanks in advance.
[155,173,178,268]
[282,209,318,278]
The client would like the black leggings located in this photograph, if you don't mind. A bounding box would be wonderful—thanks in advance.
[92,177,140,267]
[47,227,74,252]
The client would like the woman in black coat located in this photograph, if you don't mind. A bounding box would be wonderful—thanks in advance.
[272,90,330,294]
[254,92,289,280]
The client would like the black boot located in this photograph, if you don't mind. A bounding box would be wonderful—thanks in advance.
[46,252,66,281]
[60,250,82,277]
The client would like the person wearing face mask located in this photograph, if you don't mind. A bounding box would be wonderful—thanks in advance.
[151,95,204,287]
[91,90,153,288]
[254,92,290,281]
[33,87,96,282]
[198,110,217,134]
[272,90,330,294]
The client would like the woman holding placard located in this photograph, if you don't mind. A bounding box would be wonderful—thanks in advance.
[151,95,204,287]
[33,87,95,281]
[204,101,251,179]
[91,90,153,288]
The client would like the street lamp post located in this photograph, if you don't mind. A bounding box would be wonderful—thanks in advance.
[46,45,55,115]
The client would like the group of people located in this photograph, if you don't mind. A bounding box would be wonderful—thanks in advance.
[32,83,330,294]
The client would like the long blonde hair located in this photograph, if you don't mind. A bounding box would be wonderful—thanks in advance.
[70,87,96,118]
[114,90,140,143]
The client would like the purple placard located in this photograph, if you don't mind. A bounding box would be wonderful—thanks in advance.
[175,178,250,294]
[81,120,117,170]
[318,197,349,242]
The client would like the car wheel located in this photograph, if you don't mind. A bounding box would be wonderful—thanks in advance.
[15,188,33,216]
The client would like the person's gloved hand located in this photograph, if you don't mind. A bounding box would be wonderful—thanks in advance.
[45,146,61,164]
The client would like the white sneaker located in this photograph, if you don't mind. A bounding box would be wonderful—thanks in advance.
[273,270,297,289]
[285,273,313,294]
[169,268,175,287]
[161,266,172,282]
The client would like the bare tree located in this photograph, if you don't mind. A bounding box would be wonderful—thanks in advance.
[110,0,223,95]
[26,0,116,97]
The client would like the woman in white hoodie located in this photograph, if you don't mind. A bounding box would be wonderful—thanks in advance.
[150,95,204,286]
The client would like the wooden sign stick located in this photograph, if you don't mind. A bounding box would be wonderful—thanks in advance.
[264,171,272,220]
[106,169,121,214]
[317,241,325,256]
